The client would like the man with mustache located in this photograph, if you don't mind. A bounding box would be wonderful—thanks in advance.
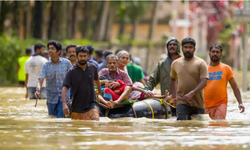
[62,46,102,120]
[35,40,72,118]
[66,44,77,65]
[204,44,245,119]
[168,37,208,120]
[146,37,181,116]
[98,54,133,108]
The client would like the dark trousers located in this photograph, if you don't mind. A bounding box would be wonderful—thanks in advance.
[176,104,204,120]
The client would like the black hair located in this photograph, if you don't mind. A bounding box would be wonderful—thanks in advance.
[76,46,89,55]
[26,48,32,55]
[115,49,123,55]
[47,40,62,55]
[62,47,67,57]
[66,44,77,52]
[95,49,103,57]
[34,43,45,52]
[209,44,223,52]
[103,50,113,59]
[181,37,196,47]
[86,44,94,55]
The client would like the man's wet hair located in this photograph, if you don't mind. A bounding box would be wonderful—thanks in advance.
[26,48,32,55]
[76,46,89,55]
[95,49,103,57]
[103,50,113,59]
[86,44,94,55]
[66,44,77,52]
[47,40,62,53]
[34,43,45,52]
[209,44,223,52]
[181,37,196,47]
[106,54,118,62]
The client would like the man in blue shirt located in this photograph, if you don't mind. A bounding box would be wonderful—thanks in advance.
[86,44,99,71]
[35,40,72,118]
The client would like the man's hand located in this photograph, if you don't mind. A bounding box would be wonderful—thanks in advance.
[144,90,155,98]
[34,90,40,99]
[238,104,245,113]
[108,82,121,89]
[63,103,70,116]
[182,91,195,101]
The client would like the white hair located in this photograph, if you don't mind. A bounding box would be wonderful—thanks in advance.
[116,50,129,59]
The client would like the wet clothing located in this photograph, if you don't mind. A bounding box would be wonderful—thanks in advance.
[99,68,132,86]
[205,103,227,119]
[176,104,205,120]
[146,56,177,95]
[71,107,99,120]
[146,37,180,95]
[39,57,72,104]
[28,87,46,99]
[204,63,234,108]
[19,81,25,86]
[25,55,47,87]
[18,56,30,81]
[63,63,99,113]
[171,56,208,109]
[127,63,145,83]
[47,97,64,118]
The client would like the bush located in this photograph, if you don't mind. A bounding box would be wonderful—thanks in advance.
[0,35,42,85]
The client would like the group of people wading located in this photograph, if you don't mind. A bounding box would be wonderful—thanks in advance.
[23,37,245,121]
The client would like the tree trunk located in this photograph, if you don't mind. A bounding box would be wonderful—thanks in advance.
[146,1,159,72]
[91,2,104,41]
[81,1,93,38]
[96,0,110,41]
[131,20,138,40]
[118,19,125,38]
[47,1,55,39]
[104,7,115,41]
[42,2,50,40]
[25,1,32,39]
[49,1,67,40]
[19,6,24,39]
[67,1,73,39]
[67,1,77,39]
[32,1,43,39]
[148,1,159,41]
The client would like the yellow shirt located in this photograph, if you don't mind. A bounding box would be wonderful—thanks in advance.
[18,56,30,81]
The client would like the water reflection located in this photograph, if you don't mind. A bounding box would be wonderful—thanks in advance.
[0,87,249,150]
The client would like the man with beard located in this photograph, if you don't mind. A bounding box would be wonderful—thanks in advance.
[146,37,181,115]
[35,40,72,118]
[168,37,208,120]
[66,44,77,65]
[204,45,245,119]
[98,54,132,108]
[62,46,102,120]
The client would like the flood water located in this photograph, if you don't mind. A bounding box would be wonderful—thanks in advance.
[0,87,250,150]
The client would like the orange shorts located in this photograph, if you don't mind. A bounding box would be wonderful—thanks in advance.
[205,103,227,119]
[71,108,100,120]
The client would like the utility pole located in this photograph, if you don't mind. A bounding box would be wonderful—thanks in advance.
[233,1,250,91]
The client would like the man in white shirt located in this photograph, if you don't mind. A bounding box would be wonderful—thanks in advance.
[25,43,48,99]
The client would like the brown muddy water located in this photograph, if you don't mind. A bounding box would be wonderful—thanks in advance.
[0,87,250,150]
